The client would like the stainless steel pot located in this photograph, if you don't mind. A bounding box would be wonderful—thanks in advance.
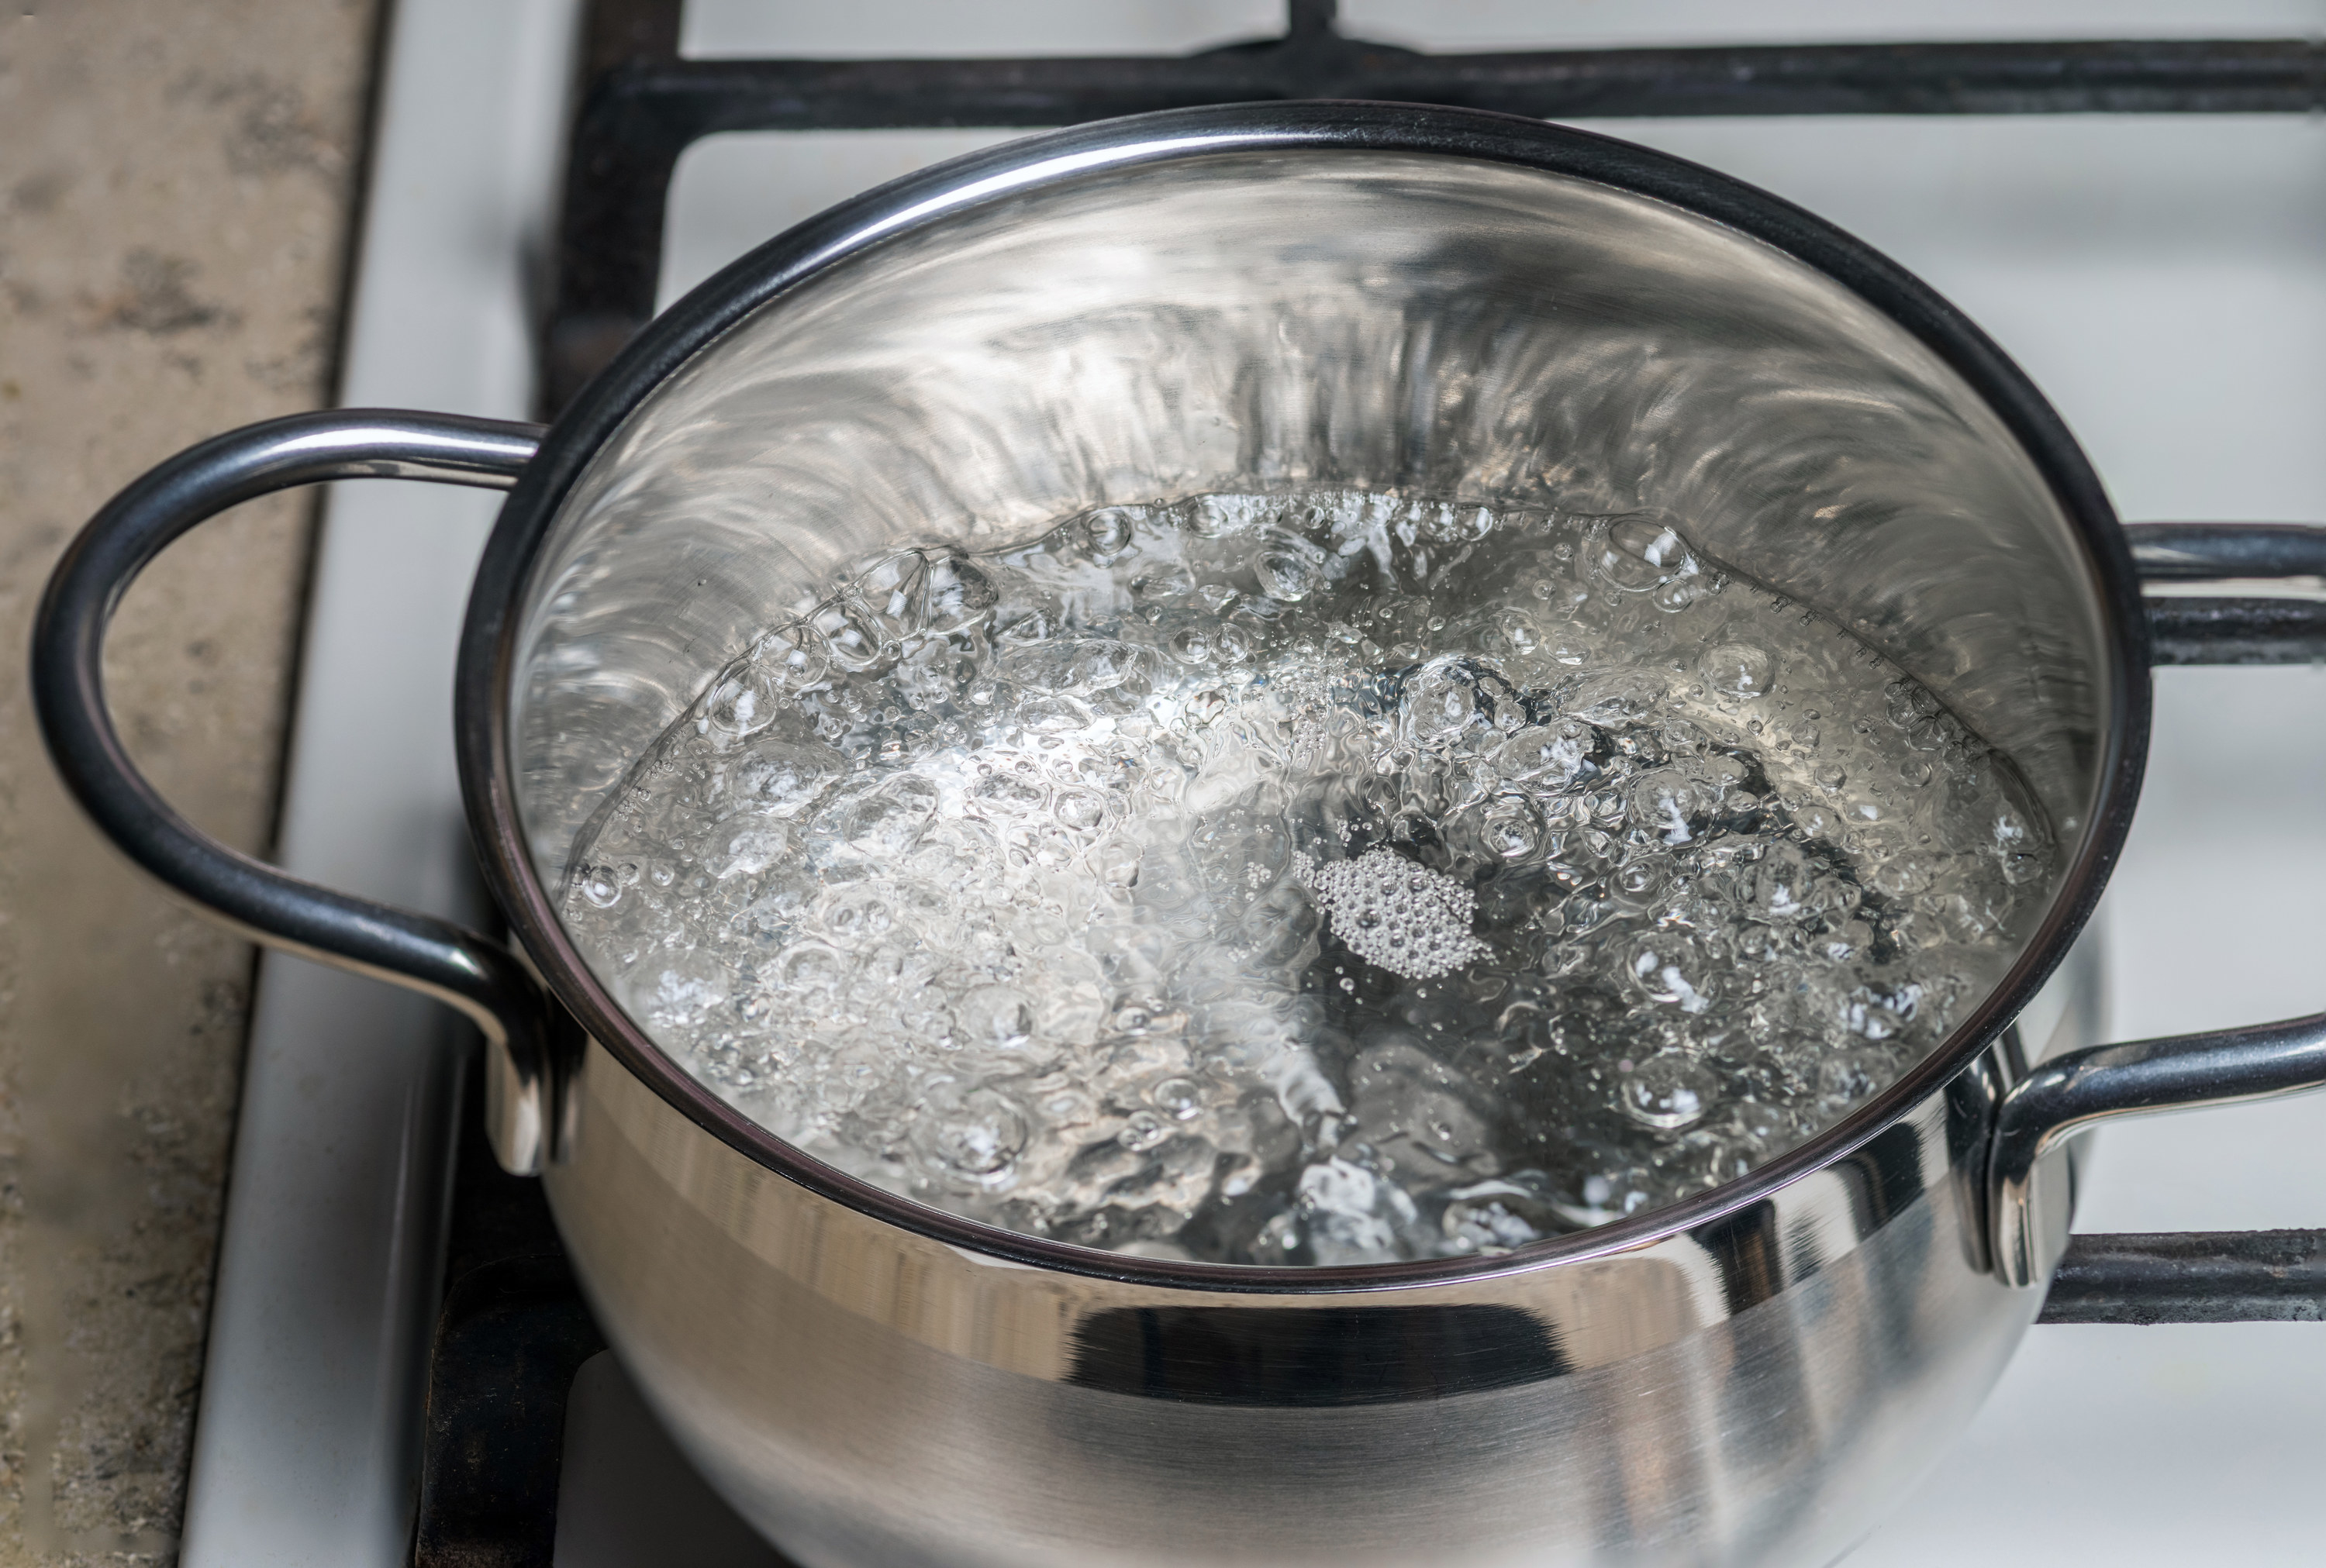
[33,104,2326,1567]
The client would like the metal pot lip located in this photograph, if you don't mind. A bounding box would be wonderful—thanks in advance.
[457,100,2149,1297]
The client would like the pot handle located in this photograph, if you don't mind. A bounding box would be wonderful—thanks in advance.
[29,410,560,1175]
[1995,522,2326,1294]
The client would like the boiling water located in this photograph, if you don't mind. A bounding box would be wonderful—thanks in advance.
[563,494,2053,1265]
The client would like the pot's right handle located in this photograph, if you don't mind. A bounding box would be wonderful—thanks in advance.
[1993,1015,2326,1290]
[28,409,560,1175]
[1994,522,2326,1299]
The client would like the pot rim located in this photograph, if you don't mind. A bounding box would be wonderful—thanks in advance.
[456,100,2148,1295]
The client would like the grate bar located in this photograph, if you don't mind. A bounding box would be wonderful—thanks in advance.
[2041,1231,2326,1324]
[2128,522,2326,663]
[545,31,2326,408]
[599,37,2326,138]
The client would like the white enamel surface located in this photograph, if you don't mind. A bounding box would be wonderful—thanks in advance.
[177,2,578,1565]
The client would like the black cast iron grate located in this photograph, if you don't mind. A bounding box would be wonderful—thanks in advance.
[541,0,2326,412]
[409,5,2326,1564]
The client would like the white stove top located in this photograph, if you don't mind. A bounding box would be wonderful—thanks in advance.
[182,2,2326,1564]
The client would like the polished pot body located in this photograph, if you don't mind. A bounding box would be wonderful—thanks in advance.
[485,110,2135,1566]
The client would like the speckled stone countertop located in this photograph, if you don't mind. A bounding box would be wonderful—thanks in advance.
[0,2,376,1560]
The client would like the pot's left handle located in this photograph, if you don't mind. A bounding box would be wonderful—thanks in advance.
[29,409,560,1175]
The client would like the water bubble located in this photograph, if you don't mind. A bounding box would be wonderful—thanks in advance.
[1168,627,1213,664]
[1627,936,1717,1012]
[1617,1053,1716,1130]
[958,984,1034,1048]
[643,953,730,1026]
[922,551,999,632]
[704,665,782,739]
[1886,677,1941,729]
[1751,843,1824,920]
[1478,795,1546,862]
[1566,669,1669,727]
[1699,642,1773,699]
[1496,720,1596,788]
[1493,609,1542,655]
[851,551,930,642]
[733,739,847,818]
[1151,1076,1205,1120]
[1092,836,1142,891]
[1120,1111,1172,1152]
[1401,656,1513,748]
[1068,639,1148,693]
[1653,572,1713,614]
[1817,1051,1885,1111]
[821,596,902,674]
[1182,688,1227,726]
[1404,665,1476,744]
[1988,806,2046,884]
[1181,494,1266,538]
[972,770,1049,814]
[1840,980,1926,1042]
[997,609,1052,646]
[751,624,833,688]
[820,886,896,942]
[1082,508,1137,560]
[1296,1157,1411,1263]
[1591,515,1695,592]
[1131,562,1196,600]
[1018,695,1087,733]
[840,776,938,855]
[1255,549,1318,601]
[1613,860,1665,898]
[774,941,848,994]
[1627,770,1706,846]
[717,825,792,880]
[1054,787,1108,832]
[1441,1174,1559,1253]
[917,1087,1028,1177]
[1547,1167,1638,1229]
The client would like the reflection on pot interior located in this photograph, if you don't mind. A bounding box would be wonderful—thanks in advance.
[562,491,2052,1265]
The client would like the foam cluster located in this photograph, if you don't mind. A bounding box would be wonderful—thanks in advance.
[1294,848,1489,980]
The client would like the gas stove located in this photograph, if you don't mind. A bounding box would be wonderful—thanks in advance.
[175,3,2326,1565]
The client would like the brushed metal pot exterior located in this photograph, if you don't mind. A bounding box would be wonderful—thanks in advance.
[35,104,2326,1567]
